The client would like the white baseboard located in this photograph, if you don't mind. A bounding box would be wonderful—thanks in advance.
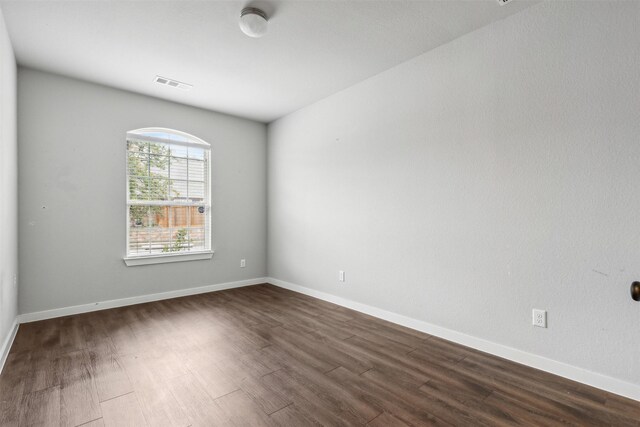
[18,277,267,324]
[267,277,640,402]
[0,318,19,375]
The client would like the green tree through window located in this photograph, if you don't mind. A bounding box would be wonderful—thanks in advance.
[127,140,180,224]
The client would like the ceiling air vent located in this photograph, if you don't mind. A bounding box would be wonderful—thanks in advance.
[497,0,514,5]
[154,75,193,91]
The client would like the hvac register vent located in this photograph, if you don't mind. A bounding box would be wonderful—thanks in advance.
[154,76,193,91]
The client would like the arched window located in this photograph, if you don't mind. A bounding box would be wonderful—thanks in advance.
[124,128,212,265]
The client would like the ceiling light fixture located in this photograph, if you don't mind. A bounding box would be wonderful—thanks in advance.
[239,7,268,38]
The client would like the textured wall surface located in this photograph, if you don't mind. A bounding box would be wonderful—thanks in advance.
[268,2,640,385]
[0,8,18,350]
[18,69,267,314]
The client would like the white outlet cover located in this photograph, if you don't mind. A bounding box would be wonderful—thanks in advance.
[532,309,547,328]
[339,271,345,282]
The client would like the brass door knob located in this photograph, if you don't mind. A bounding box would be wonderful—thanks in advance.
[632,282,640,302]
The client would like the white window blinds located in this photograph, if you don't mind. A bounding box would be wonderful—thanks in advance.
[126,128,211,257]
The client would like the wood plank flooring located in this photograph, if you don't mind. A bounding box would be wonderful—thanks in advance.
[1,284,638,426]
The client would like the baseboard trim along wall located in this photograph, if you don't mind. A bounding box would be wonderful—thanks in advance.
[12,275,639,401]
[18,277,268,324]
[267,277,640,402]
[0,319,19,375]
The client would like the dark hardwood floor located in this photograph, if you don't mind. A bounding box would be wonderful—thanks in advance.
[1,284,638,426]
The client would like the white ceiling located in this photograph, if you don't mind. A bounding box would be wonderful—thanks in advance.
[0,0,538,123]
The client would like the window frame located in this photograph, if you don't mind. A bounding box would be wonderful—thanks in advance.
[123,128,213,266]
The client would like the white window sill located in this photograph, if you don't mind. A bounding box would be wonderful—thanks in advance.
[124,251,214,266]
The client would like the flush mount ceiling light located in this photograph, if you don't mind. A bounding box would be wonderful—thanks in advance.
[239,7,268,38]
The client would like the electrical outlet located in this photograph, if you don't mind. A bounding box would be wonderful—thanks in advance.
[532,309,547,328]
[339,271,345,282]
[240,259,246,268]
[13,274,17,290]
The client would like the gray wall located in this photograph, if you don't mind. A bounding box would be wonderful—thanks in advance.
[0,8,18,349]
[18,68,267,314]
[268,1,640,385]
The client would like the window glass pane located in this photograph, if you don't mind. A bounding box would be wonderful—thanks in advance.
[168,228,189,253]
[189,147,205,160]
[169,206,188,228]
[190,206,206,227]
[170,180,188,200]
[169,144,188,158]
[149,227,171,254]
[170,157,188,181]
[129,205,150,255]
[188,159,205,181]
[141,131,178,141]
[189,206,207,252]
[129,177,149,200]
[128,152,149,177]
[189,228,206,252]
[127,140,148,153]
[150,206,169,227]
[189,182,205,200]
[149,206,170,254]
[149,177,169,201]
[149,155,169,177]
[149,142,170,156]
[129,205,150,227]
[129,228,150,255]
